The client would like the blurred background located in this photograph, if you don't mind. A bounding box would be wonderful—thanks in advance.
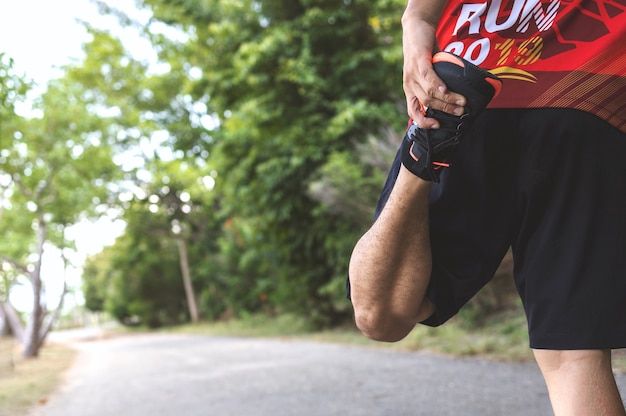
[0,0,522,361]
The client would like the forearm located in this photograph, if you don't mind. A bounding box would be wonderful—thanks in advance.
[401,0,444,61]
[402,0,466,125]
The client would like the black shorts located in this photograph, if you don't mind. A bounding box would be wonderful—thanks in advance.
[375,108,626,350]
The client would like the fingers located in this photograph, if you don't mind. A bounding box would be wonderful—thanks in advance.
[403,56,466,128]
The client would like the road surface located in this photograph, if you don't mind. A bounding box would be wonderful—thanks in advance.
[28,332,626,416]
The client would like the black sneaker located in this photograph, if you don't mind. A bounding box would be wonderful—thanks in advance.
[401,51,502,183]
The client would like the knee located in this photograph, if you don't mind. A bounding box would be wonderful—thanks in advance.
[353,307,414,342]
[352,299,434,343]
[532,349,623,416]
[533,349,611,374]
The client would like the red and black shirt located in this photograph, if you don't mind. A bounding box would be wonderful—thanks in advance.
[437,0,626,132]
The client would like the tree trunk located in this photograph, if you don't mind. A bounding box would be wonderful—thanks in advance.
[0,302,24,341]
[22,273,44,357]
[0,306,8,337]
[176,238,199,323]
[36,279,68,352]
[22,221,47,358]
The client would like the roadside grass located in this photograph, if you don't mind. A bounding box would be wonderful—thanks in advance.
[164,302,536,364]
[165,306,626,372]
[395,309,534,363]
[0,337,77,416]
[614,350,626,373]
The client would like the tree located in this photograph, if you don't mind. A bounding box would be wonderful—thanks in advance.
[0,53,31,345]
[0,70,119,356]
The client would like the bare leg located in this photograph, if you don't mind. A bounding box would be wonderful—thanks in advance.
[348,165,435,342]
[534,349,626,416]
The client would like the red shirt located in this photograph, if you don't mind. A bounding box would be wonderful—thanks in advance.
[436,0,626,133]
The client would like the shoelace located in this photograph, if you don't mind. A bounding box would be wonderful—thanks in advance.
[407,110,468,182]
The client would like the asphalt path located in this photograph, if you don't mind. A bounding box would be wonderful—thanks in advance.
[28,332,626,416]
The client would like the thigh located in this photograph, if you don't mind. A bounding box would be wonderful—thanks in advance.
[513,109,626,349]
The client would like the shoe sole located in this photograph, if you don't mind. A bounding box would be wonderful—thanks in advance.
[432,52,502,114]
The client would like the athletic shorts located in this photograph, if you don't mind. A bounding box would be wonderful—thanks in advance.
[370,108,626,350]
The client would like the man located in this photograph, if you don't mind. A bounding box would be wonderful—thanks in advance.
[347,0,626,414]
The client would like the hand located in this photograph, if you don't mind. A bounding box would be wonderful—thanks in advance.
[403,52,467,128]
[401,0,466,128]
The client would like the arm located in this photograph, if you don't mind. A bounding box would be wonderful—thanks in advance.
[402,0,466,128]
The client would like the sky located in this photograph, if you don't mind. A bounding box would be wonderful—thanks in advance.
[0,0,146,311]
[0,0,96,85]
[0,0,153,86]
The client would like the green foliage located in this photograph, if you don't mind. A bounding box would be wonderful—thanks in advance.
[82,251,110,313]
[0,78,119,251]
[207,216,272,319]
[67,0,413,328]
[99,211,188,328]
[0,62,109,250]
[0,53,30,150]
[132,0,409,327]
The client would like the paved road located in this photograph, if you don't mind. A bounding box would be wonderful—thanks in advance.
[28,333,626,416]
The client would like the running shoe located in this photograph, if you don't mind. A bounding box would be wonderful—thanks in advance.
[401,51,502,183]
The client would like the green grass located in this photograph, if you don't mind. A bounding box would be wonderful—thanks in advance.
[394,315,534,363]
[163,313,317,338]
[614,350,626,373]
[0,337,77,416]
[164,307,626,372]
[162,303,536,364]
